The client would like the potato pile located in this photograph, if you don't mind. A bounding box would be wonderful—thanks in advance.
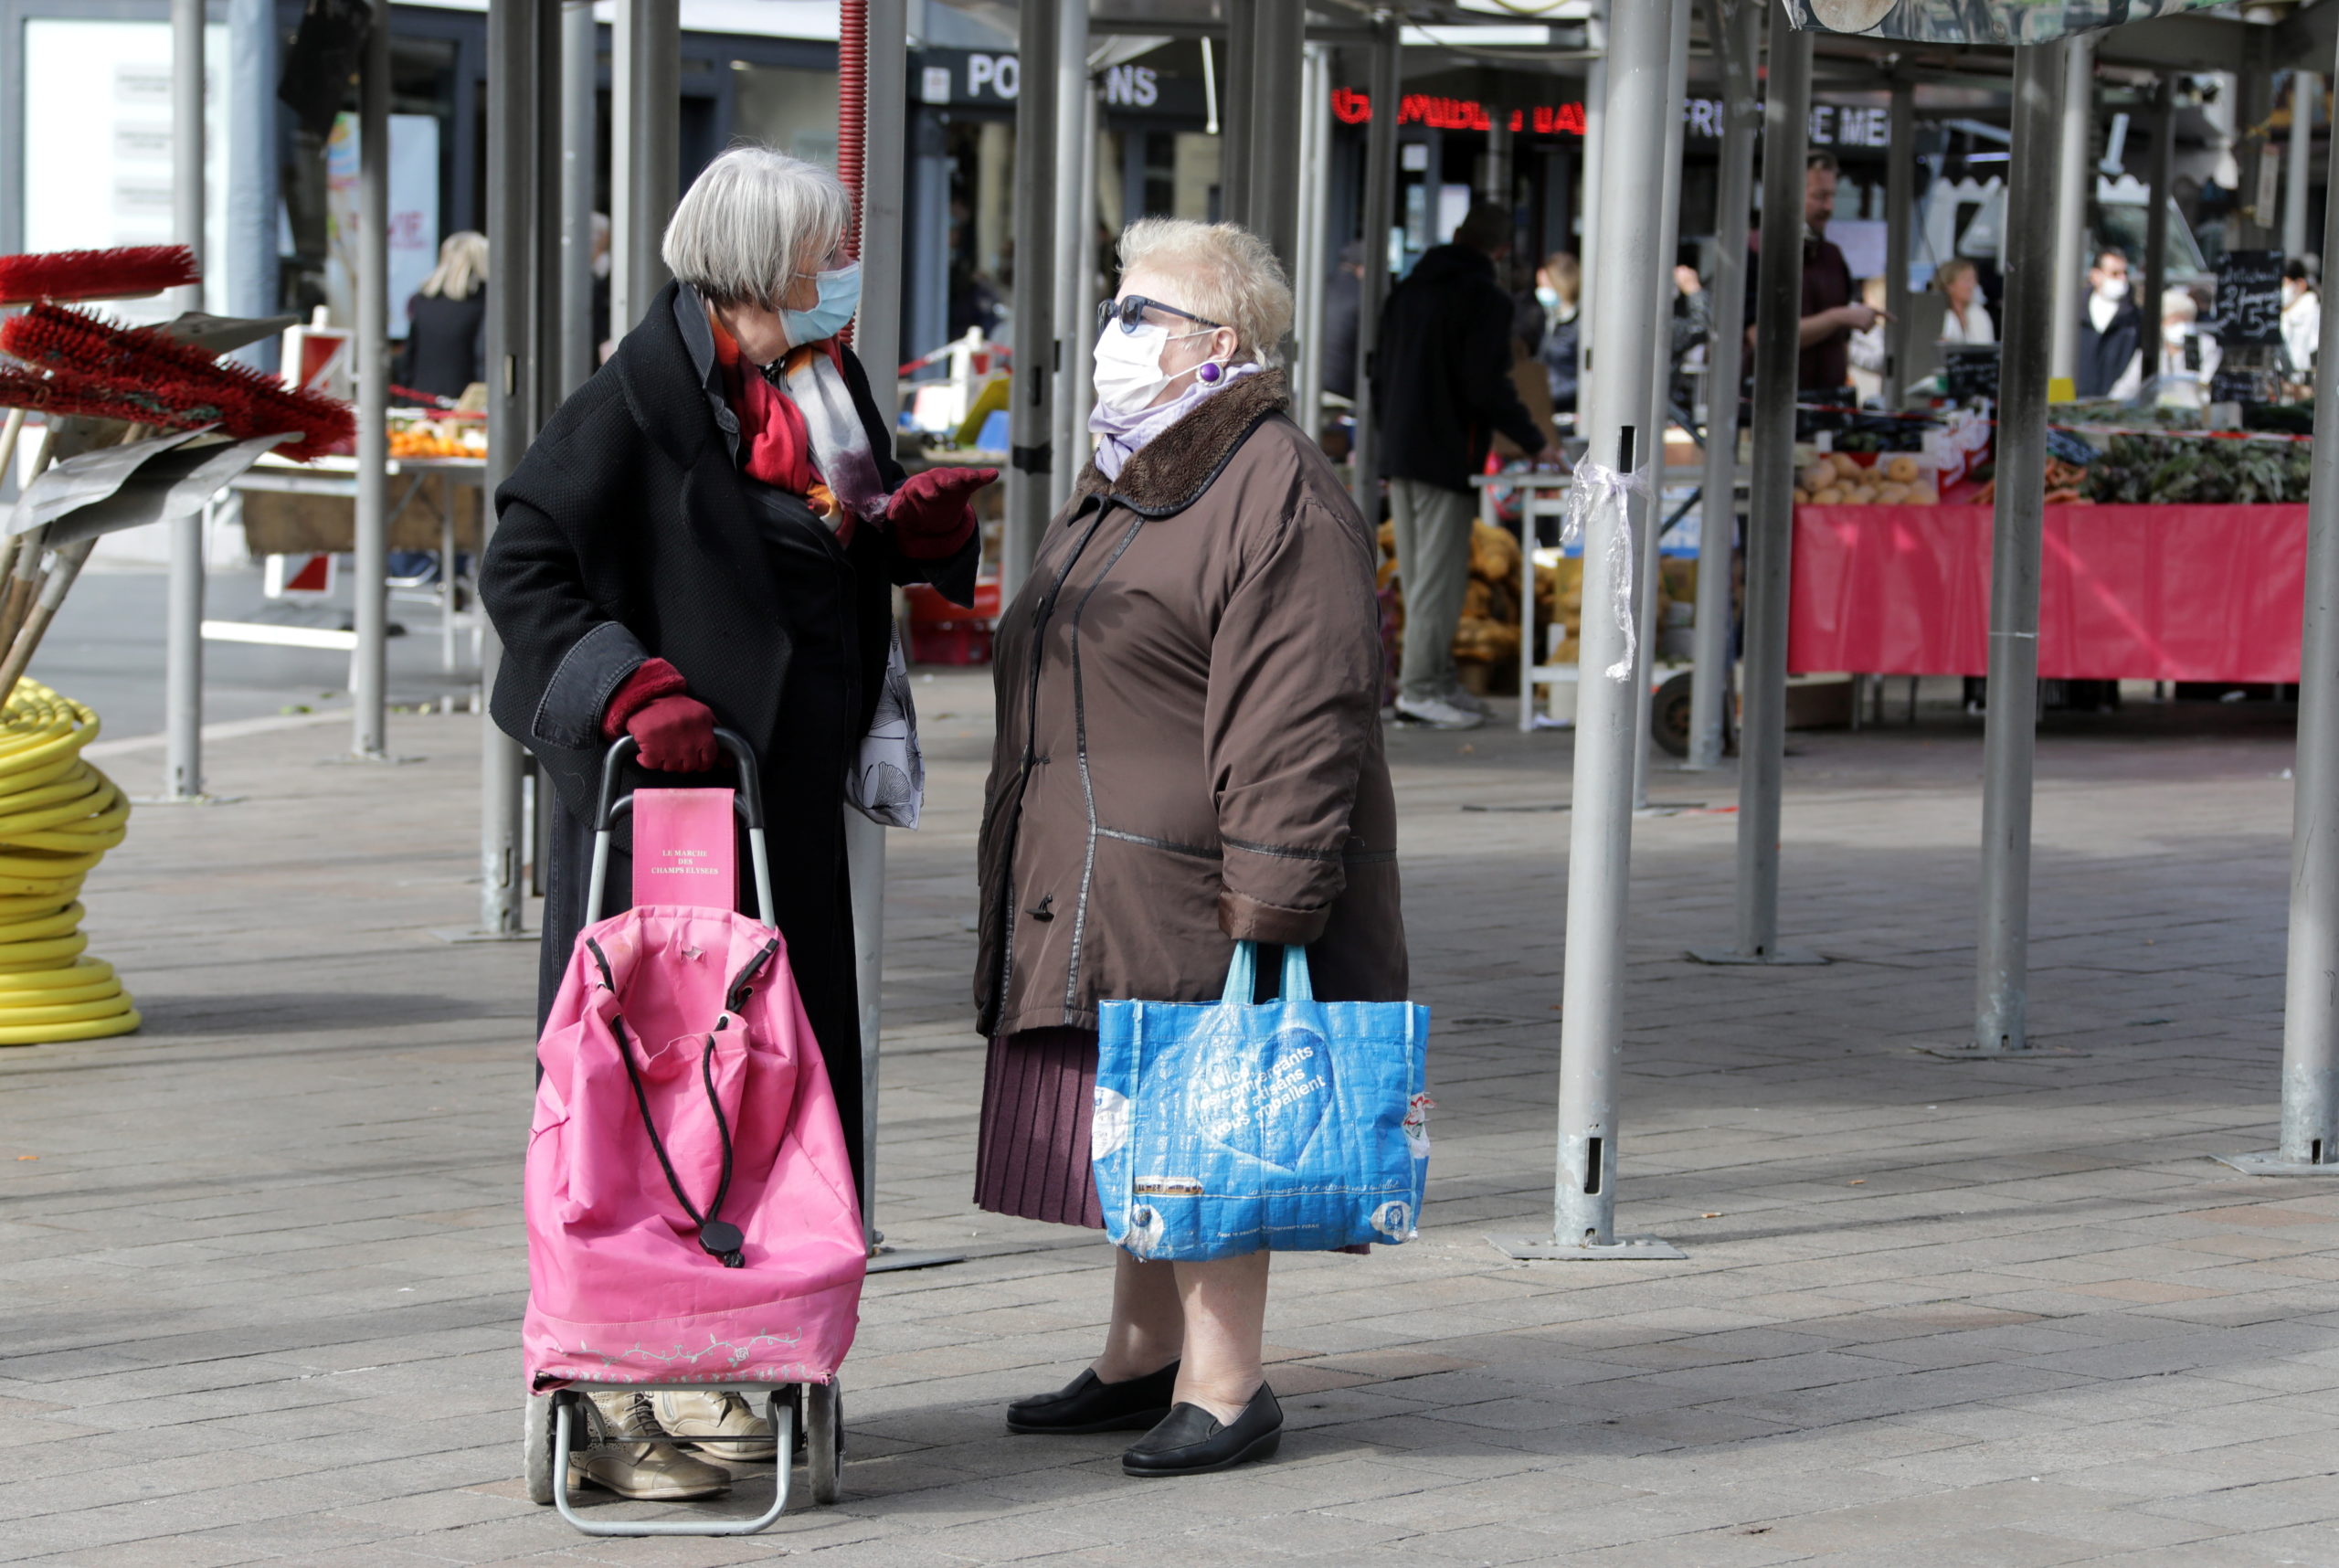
[1793,450,1938,506]
[1377,520,1556,671]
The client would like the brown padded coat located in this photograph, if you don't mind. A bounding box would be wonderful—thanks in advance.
[974,369,1407,1039]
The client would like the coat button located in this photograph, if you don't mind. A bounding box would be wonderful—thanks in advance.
[1027,894,1054,922]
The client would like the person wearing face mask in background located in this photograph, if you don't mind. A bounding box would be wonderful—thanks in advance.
[480,147,989,1503]
[1519,250,1582,419]
[2078,248,2144,400]
[2156,287,2219,408]
[975,217,1406,1480]
[2281,257,2320,387]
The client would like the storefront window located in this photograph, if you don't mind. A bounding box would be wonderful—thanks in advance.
[731,63,841,169]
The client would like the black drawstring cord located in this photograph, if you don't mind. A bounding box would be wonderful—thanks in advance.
[585,937,747,1267]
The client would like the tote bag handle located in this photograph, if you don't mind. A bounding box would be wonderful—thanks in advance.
[1217,939,1315,1006]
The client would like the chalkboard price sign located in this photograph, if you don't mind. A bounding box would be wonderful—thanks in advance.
[2214,249,2283,346]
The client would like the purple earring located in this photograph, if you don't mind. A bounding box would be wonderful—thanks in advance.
[1198,362,1222,385]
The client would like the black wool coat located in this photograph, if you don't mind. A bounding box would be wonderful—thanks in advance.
[1372,243,1546,493]
[481,280,978,1185]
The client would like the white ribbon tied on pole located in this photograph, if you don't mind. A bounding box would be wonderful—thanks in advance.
[1558,455,1652,682]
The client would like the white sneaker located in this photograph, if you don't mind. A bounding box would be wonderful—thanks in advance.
[568,1391,735,1500]
[1441,683,1492,717]
[651,1389,779,1462]
[1392,694,1486,731]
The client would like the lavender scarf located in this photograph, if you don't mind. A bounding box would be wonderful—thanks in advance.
[1088,361,1265,482]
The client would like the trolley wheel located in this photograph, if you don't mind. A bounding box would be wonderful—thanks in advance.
[805,1380,843,1504]
[523,1391,563,1506]
[1652,670,1695,758]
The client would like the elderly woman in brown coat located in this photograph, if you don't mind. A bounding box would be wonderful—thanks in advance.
[973,217,1406,1478]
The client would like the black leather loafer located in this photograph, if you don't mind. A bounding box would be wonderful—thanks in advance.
[1121,1383,1282,1478]
[1006,1361,1181,1435]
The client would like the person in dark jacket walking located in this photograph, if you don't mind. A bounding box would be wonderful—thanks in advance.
[480,147,987,1500]
[398,231,489,399]
[1373,202,1558,730]
[979,217,1406,1479]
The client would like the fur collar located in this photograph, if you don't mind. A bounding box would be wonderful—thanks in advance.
[1074,369,1292,517]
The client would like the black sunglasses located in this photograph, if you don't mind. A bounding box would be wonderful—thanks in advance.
[1096,294,1225,335]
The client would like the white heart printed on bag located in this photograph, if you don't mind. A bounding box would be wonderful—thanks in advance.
[1091,1085,1132,1160]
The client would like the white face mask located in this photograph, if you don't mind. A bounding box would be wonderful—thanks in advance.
[1092,323,1220,415]
[2164,322,2188,344]
[2095,277,2128,302]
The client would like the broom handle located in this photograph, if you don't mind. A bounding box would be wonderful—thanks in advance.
[0,535,93,705]
[0,424,61,651]
[0,422,144,696]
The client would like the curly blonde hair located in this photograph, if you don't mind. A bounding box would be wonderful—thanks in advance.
[1116,217,1294,366]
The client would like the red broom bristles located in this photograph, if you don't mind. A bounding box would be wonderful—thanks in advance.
[0,245,200,307]
[0,366,275,441]
[1,303,353,461]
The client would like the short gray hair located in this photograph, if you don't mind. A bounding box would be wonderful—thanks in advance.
[661,146,851,310]
[1117,217,1293,365]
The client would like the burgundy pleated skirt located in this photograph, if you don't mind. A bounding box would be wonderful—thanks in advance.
[973,1026,1105,1229]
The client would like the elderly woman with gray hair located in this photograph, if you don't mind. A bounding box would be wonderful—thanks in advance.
[975,217,1407,1478]
[482,146,988,1502]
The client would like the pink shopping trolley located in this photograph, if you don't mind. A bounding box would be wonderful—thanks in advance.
[521,730,867,1535]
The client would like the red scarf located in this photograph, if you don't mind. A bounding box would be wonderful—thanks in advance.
[708,314,817,497]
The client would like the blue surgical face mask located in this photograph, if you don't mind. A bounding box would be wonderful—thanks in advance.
[780,260,862,346]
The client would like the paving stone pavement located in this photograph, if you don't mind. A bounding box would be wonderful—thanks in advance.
[2,675,2335,1566]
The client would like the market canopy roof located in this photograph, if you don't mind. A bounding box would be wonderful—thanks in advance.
[1791,0,2225,47]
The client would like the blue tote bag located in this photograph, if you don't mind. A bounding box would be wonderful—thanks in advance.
[1091,941,1432,1260]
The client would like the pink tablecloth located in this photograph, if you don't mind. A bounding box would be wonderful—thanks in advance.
[1787,503,2308,683]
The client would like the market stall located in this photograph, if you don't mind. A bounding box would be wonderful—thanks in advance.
[1789,420,2315,683]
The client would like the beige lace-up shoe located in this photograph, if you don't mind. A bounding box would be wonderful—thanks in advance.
[567,1390,735,1500]
[651,1390,780,1461]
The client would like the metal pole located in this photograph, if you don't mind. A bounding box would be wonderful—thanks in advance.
[2144,75,2173,354]
[611,0,678,340]
[1246,0,1306,281]
[2048,31,2090,389]
[1220,0,1255,225]
[1686,0,1755,774]
[1049,0,1088,510]
[1001,0,1059,603]
[352,0,390,761]
[226,0,280,373]
[558,0,597,394]
[2234,31,2339,1174]
[1493,0,1684,1265]
[1885,77,1913,406]
[1631,0,1690,813]
[1968,39,2066,1055]
[476,0,539,940]
[165,0,206,800]
[1348,16,1398,527]
[2287,71,2314,262]
[848,0,909,1243]
[1691,0,1815,967]
[1071,79,1101,462]
[1579,49,1605,441]
[1291,42,1331,437]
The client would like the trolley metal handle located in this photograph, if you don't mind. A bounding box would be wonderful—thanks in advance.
[586,728,777,929]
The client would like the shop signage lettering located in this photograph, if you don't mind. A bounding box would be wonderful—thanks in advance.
[1681,97,1892,147]
[964,51,1019,101]
[1101,63,1159,108]
[1329,88,1586,134]
[915,49,1199,115]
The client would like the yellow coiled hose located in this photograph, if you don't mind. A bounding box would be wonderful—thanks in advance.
[0,683,136,1043]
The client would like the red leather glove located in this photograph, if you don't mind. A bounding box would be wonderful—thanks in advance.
[886,466,995,559]
[602,658,717,772]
